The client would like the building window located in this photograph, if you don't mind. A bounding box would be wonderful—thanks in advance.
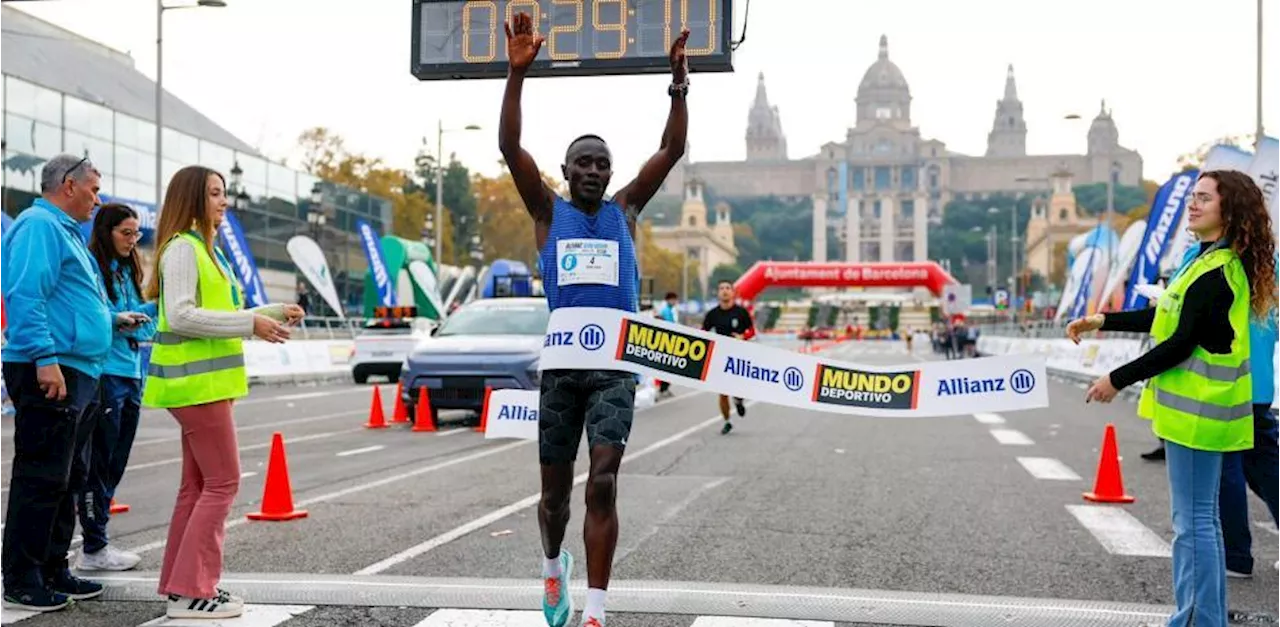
[902,199,914,219]
[199,141,236,177]
[64,131,114,176]
[236,153,269,199]
[4,77,62,127]
[688,216,696,227]
[115,145,156,186]
[64,96,113,140]
[901,166,917,191]
[5,113,61,158]
[874,166,891,190]
[161,128,200,165]
[114,113,156,152]
[875,106,892,119]
[874,139,892,154]
[267,161,297,201]
[1059,209,1069,221]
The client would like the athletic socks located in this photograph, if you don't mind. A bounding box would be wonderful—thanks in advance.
[543,555,561,578]
[583,588,607,622]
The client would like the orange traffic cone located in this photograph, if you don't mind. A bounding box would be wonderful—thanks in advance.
[247,432,309,521]
[475,386,492,433]
[365,386,389,429]
[391,382,409,424]
[412,387,437,432]
[1083,423,1135,503]
[109,499,129,514]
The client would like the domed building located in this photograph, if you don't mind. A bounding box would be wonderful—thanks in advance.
[658,36,1143,266]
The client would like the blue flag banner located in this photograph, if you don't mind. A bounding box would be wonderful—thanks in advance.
[216,210,269,308]
[1123,170,1196,310]
[356,218,394,307]
[79,194,158,245]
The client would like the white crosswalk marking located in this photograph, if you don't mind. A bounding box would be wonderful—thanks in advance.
[973,412,1005,424]
[1066,505,1171,557]
[1016,457,1082,481]
[691,618,835,626]
[412,609,547,626]
[0,608,41,624]
[989,429,1033,445]
[139,604,313,626]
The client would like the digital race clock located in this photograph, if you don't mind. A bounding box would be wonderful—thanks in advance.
[411,0,734,80]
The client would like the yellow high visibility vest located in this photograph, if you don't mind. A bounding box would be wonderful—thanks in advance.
[142,232,248,408]
[1137,245,1253,452]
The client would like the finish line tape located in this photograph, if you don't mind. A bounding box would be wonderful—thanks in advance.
[484,308,1049,441]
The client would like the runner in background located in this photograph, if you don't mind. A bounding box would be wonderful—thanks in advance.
[703,280,752,434]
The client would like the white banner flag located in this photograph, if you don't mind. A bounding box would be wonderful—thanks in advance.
[1247,136,1278,216]
[286,235,345,319]
[407,260,448,319]
[483,389,541,441]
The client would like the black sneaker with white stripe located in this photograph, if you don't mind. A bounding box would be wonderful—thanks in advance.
[166,588,245,619]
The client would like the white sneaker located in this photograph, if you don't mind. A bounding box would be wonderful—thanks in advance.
[76,545,141,572]
[166,591,244,619]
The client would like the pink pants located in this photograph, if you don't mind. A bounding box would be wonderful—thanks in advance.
[157,400,240,599]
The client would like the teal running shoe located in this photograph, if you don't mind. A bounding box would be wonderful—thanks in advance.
[541,550,574,627]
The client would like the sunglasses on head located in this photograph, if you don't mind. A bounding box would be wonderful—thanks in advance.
[63,156,90,185]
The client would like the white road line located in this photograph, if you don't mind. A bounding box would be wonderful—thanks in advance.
[436,428,469,437]
[336,445,385,458]
[1016,457,1081,481]
[139,604,313,626]
[241,471,259,479]
[0,608,40,624]
[1255,521,1279,536]
[692,618,834,627]
[989,429,1034,446]
[126,430,355,471]
[128,409,366,449]
[973,412,1006,425]
[413,609,546,626]
[1066,504,1171,557]
[125,440,532,557]
[354,408,734,575]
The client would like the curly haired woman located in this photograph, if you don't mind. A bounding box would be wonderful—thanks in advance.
[1067,170,1277,627]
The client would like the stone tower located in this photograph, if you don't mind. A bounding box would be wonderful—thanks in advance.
[986,64,1027,157]
[1088,99,1120,155]
[745,73,787,161]
[855,35,911,128]
[681,179,708,229]
[712,201,734,250]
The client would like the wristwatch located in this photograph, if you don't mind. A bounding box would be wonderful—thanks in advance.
[668,80,689,98]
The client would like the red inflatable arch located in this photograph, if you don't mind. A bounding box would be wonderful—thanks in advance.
[733,261,957,301]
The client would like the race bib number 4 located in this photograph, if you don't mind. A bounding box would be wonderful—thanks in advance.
[557,239,619,287]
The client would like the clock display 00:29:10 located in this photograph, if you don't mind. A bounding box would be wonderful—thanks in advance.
[457,0,720,64]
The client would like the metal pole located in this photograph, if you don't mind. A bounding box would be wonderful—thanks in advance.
[435,119,444,265]
[155,0,164,208]
[1107,162,1117,265]
[1258,0,1265,147]
[1011,206,1019,320]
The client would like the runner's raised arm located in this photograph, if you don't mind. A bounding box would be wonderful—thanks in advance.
[613,28,691,225]
[498,12,553,225]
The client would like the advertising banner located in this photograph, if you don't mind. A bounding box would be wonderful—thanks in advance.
[536,308,1048,420]
[1124,170,1195,309]
[356,218,395,307]
[217,210,270,308]
[286,235,344,318]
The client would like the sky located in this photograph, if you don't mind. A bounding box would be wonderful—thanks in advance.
[8,0,1276,192]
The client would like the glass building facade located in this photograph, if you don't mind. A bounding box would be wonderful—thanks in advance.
[0,74,390,314]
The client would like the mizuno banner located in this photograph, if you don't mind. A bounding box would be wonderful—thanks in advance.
[1124,170,1195,310]
[356,218,394,307]
[217,210,270,308]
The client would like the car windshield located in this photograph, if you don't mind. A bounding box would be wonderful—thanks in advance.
[435,303,549,337]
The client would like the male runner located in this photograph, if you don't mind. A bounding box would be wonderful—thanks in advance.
[702,280,752,433]
[498,12,690,627]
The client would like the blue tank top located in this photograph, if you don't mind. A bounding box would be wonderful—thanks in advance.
[540,197,638,313]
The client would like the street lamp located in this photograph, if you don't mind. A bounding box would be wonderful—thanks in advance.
[228,161,248,210]
[433,120,481,264]
[156,0,227,206]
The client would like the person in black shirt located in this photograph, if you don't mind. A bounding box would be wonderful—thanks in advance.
[702,280,752,434]
[1066,170,1278,625]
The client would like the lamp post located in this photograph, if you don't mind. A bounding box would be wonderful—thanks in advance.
[228,161,248,211]
[1258,0,1265,147]
[433,120,481,264]
[308,182,330,315]
[156,0,226,207]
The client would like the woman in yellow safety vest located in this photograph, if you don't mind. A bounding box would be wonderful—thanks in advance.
[1066,170,1277,627]
[141,166,304,620]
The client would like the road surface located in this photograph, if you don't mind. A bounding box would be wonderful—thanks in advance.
[1,340,1276,626]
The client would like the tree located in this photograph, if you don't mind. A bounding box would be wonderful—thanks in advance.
[414,142,479,265]
[471,170,541,269]
[296,126,450,258]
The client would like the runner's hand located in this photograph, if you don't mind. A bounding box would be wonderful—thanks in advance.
[1065,313,1103,344]
[669,27,690,83]
[505,12,543,72]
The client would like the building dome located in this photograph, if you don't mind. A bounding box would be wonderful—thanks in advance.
[1087,99,1119,154]
[855,35,912,126]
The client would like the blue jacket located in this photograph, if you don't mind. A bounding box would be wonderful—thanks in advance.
[100,258,157,380]
[2,199,113,378]
[1174,245,1277,404]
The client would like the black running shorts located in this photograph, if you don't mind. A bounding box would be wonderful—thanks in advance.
[538,369,636,464]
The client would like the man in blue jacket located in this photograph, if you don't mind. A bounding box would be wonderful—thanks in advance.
[1169,242,1279,577]
[1,154,114,612]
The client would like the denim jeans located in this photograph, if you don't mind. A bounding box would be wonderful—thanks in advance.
[0,363,99,590]
[76,375,143,554]
[1165,440,1227,627]
[1219,405,1280,574]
